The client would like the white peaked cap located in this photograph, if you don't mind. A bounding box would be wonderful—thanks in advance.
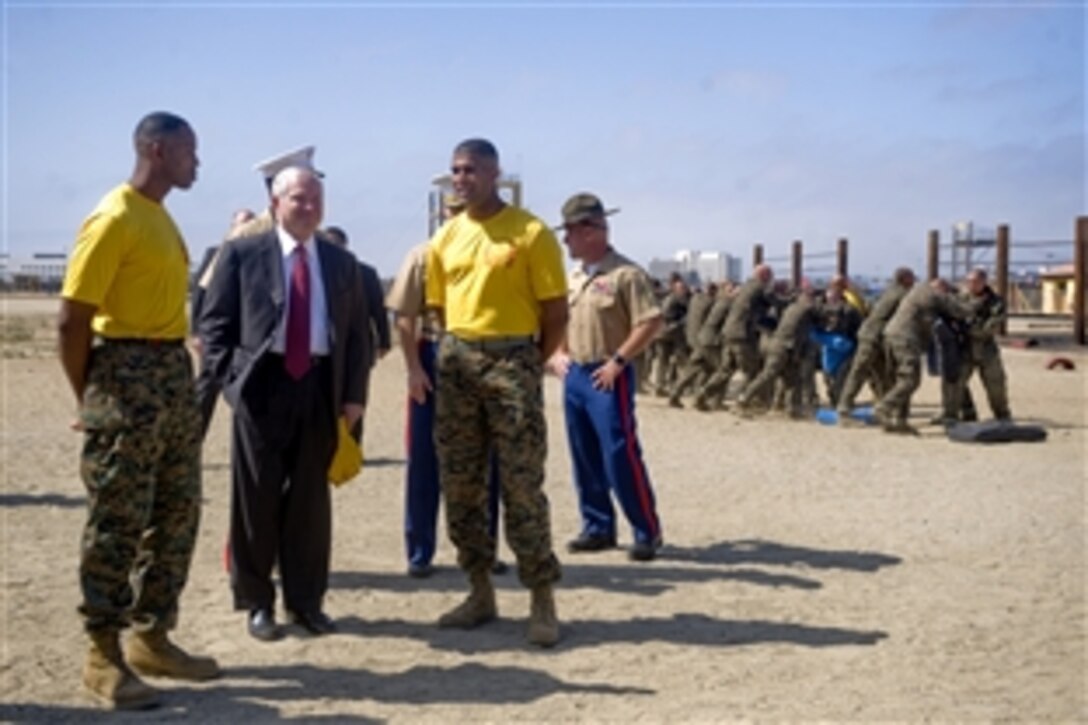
[253,145,319,180]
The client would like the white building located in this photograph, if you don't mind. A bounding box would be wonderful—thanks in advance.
[0,253,68,289]
[647,257,683,280]
[647,249,742,285]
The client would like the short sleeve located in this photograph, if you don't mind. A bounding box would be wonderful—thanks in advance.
[527,226,568,301]
[61,212,128,307]
[424,241,445,309]
[622,268,662,325]
[386,245,426,317]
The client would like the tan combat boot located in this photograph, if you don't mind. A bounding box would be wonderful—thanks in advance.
[526,584,559,648]
[82,631,159,710]
[125,629,220,681]
[438,570,497,628]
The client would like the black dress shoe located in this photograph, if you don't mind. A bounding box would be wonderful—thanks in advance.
[287,609,337,636]
[629,537,663,562]
[566,533,617,553]
[248,608,283,642]
[407,562,434,578]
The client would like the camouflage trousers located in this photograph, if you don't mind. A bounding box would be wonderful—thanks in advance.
[878,337,923,424]
[669,344,720,401]
[695,340,761,405]
[957,341,1011,420]
[739,343,803,414]
[652,339,689,394]
[837,337,888,413]
[78,340,201,634]
[434,336,560,588]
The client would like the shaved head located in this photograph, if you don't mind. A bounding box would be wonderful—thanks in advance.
[133,111,190,155]
[453,138,499,163]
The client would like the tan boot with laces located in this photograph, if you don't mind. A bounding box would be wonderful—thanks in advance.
[82,631,159,710]
[125,629,220,681]
[438,570,497,628]
[527,584,559,647]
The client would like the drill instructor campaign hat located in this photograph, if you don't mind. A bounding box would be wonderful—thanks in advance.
[557,192,620,228]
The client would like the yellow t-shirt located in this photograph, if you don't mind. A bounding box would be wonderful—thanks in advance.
[425,205,567,339]
[61,183,190,339]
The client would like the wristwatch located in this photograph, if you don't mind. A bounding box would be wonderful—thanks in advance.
[611,353,627,367]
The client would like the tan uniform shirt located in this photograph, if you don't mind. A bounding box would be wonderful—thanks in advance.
[385,243,442,341]
[566,249,661,364]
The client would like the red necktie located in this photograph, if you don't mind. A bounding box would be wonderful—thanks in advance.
[284,245,311,380]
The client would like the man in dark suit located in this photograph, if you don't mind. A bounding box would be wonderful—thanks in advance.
[195,147,318,437]
[199,166,370,641]
[322,226,390,444]
[191,208,256,436]
[322,225,391,368]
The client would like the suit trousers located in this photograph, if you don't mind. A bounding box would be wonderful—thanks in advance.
[564,363,661,546]
[229,355,336,614]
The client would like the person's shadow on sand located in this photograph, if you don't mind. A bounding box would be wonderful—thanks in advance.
[328,538,900,597]
[0,663,651,722]
[333,612,887,655]
[0,699,378,724]
[660,538,902,572]
[329,560,823,597]
[0,492,85,508]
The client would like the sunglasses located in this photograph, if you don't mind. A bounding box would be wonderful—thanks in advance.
[564,220,606,232]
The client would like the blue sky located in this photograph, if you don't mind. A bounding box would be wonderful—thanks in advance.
[4,1,1084,279]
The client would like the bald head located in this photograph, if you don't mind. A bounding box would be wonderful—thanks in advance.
[753,264,773,285]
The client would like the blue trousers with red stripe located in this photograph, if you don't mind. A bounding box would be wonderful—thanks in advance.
[564,362,661,545]
[405,340,499,567]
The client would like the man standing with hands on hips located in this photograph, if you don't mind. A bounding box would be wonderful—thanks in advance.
[200,166,370,642]
[426,138,568,647]
[547,193,665,562]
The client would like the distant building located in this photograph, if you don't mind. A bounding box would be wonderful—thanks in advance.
[1040,264,1075,315]
[647,249,742,286]
[647,257,682,280]
[0,253,68,292]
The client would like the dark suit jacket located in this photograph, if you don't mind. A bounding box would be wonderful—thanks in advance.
[199,230,371,423]
[358,261,390,365]
[189,246,219,333]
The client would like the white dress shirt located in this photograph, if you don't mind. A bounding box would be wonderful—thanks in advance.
[272,225,330,356]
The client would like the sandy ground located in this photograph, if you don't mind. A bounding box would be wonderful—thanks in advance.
[0,295,1084,722]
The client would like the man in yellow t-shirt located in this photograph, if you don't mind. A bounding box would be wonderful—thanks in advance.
[58,112,218,711]
[424,138,568,647]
